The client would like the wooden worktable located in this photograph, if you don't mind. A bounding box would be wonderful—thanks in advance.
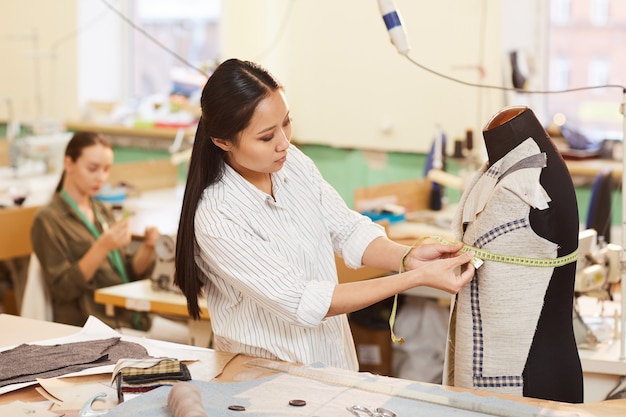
[0,314,234,407]
[1,314,626,416]
[565,157,623,184]
[64,121,196,150]
[94,279,209,320]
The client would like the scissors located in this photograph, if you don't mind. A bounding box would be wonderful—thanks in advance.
[346,404,397,417]
[78,392,109,417]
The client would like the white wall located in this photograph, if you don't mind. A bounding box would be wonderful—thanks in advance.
[0,0,78,123]
[222,0,507,152]
[0,0,134,126]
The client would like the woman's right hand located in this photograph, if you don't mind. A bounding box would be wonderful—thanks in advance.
[99,219,132,251]
[79,219,133,283]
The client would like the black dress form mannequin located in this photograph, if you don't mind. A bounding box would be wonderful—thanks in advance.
[483,106,583,403]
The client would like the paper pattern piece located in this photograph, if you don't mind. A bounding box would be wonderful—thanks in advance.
[36,374,118,411]
[0,400,57,416]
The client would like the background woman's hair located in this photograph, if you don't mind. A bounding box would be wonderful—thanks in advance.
[55,131,111,192]
[175,58,282,319]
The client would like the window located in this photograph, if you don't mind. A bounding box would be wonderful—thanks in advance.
[588,58,609,93]
[550,56,571,91]
[546,0,624,142]
[77,0,220,121]
[551,0,571,25]
[131,0,220,98]
[590,0,610,26]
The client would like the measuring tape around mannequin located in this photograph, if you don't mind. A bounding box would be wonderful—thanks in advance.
[389,236,579,344]
[429,235,579,269]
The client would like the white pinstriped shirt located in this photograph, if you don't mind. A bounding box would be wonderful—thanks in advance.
[194,145,386,370]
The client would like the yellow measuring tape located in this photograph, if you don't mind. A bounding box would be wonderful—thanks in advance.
[422,236,578,268]
[429,235,579,269]
[389,243,419,344]
[389,236,578,344]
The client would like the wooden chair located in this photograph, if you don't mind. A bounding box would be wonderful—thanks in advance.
[353,179,432,213]
[0,205,40,314]
[20,253,53,321]
[0,139,9,166]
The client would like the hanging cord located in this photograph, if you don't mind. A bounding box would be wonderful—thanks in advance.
[404,54,625,95]
[99,0,209,77]
[251,0,298,62]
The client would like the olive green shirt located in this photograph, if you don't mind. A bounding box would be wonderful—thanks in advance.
[30,192,150,330]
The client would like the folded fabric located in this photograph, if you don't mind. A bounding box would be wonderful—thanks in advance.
[0,337,150,388]
[114,358,191,394]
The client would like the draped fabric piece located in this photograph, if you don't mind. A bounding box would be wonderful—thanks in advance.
[0,337,150,387]
[447,139,557,397]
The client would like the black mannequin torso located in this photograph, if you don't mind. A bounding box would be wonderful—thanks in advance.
[482,106,583,403]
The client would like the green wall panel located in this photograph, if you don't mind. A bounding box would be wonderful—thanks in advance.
[46,138,624,228]
[298,144,618,228]
[113,147,169,163]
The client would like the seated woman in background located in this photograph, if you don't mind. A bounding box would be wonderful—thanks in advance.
[30,131,158,331]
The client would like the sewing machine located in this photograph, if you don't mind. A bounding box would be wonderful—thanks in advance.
[151,234,180,293]
[575,229,621,298]
[573,228,622,347]
[8,132,73,176]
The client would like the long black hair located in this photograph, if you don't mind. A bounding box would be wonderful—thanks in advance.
[174,58,282,319]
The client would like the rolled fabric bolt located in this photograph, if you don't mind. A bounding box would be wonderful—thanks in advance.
[167,382,208,417]
[427,169,464,190]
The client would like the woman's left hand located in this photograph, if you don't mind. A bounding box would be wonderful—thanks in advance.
[404,241,465,271]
